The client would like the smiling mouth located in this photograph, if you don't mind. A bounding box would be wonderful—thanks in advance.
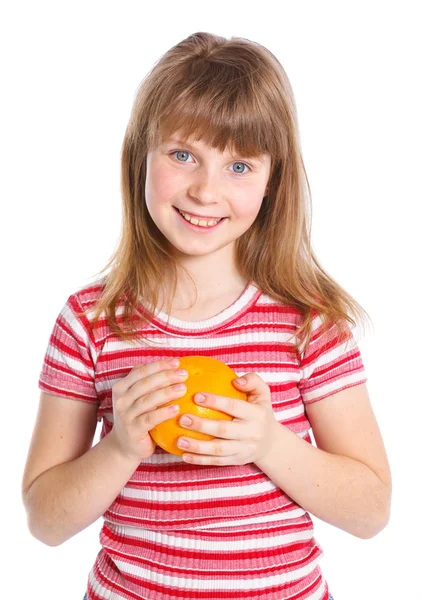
[174,207,227,226]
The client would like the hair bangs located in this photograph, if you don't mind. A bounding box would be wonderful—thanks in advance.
[148,61,281,164]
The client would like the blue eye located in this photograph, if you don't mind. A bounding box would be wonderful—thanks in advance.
[231,162,250,174]
[171,150,251,174]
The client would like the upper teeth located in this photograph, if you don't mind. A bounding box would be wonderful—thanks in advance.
[178,209,222,227]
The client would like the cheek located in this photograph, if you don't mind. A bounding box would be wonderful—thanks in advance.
[233,193,264,221]
[145,163,178,208]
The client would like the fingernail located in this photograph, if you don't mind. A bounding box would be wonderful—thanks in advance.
[195,393,206,403]
[235,377,246,385]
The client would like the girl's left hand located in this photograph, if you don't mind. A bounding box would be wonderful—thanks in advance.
[176,373,280,466]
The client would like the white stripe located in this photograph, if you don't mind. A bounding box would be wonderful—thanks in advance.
[275,404,306,420]
[123,478,281,501]
[302,372,366,403]
[102,327,298,350]
[109,522,314,551]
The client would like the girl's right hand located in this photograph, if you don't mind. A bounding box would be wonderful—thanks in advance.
[108,358,188,462]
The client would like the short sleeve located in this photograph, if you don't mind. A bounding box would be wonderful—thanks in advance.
[38,293,99,405]
[298,314,368,405]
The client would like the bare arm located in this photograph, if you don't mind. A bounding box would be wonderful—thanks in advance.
[255,384,392,539]
[23,428,140,546]
[21,391,141,547]
[22,359,189,546]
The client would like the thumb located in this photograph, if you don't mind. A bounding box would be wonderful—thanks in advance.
[232,373,271,403]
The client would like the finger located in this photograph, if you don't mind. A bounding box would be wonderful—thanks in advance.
[182,450,240,466]
[178,409,244,440]
[231,372,271,403]
[140,401,182,430]
[128,382,186,422]
[128,366,187,405]
[192,391,254,419]
[177,435,230,455]
[124,358,181,392]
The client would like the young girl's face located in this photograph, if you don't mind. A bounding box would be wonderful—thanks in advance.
[145,132,272,260]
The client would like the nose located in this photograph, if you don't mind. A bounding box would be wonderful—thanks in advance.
[188,166,222,206]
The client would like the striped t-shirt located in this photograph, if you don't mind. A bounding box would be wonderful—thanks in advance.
[38,278,367,600]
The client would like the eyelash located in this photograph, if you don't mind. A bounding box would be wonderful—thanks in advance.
[169,149,252,174]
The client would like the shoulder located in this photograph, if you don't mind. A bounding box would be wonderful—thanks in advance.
[71,276,108,310]
[53,277,110,349]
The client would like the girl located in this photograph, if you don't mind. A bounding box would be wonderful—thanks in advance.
[22,31,391,600]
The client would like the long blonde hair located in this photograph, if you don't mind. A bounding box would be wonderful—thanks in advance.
[78,31,372,356]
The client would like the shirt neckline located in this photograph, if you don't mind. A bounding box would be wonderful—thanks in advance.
[137,279,262,337]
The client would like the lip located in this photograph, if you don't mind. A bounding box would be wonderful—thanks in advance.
[173,206,227,232]
[174,207,226,220]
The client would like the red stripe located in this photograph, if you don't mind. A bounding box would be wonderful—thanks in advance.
[116,487,284,512]
[38,379,96,401]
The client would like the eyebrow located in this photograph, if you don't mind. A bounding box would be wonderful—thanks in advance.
[164,138,266,164]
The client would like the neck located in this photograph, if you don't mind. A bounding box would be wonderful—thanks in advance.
[160,243,248,307]
[158,262,248,313]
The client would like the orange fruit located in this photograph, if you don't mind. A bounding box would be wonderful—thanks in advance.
[150,355,248,456]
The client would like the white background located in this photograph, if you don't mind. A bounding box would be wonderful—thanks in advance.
[2,1,421,599]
